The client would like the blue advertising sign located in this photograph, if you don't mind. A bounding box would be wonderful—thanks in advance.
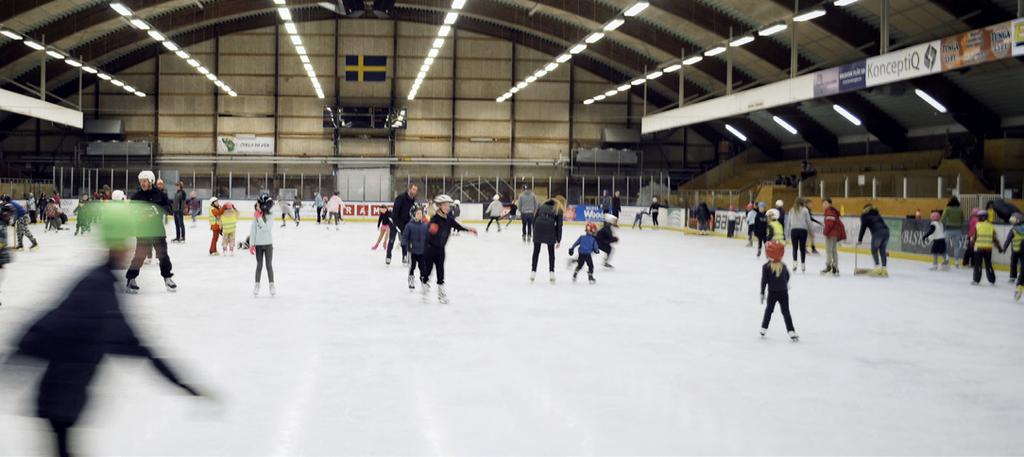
[837,60,867,93]
[575,205,605,222]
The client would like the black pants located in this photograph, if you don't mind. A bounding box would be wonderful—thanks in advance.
[422,246,446,284]
[791,228,808,263]
[316,207,323,223]
[531,242,556,272]
[651,212,659,226]
[871,229,890,267]
[29,210,37,224]
[747,225,754,242]
[48,418,73,457]
[486,217,502,231]
[126,237,172,279]
[756,233,767,253]
[521,213,534,237]
[409,253,424,277]
[973,249,995,284]
[255,245,274,283]
[173,211,185,240]
[575,253,594,274]
[727,220,736,237]
[762,291,795,332]
[1010,251,1022,281]
[294,208,300,224]
[386,227,405,260]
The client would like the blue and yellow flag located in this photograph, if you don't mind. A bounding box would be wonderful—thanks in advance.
[345,55,387,82]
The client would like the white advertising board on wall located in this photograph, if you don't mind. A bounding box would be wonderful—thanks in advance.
[864,40,941,87]
[216,135,275,155]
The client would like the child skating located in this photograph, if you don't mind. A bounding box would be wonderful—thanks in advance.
[208,197,223,256]
[759,241,798,341]
[252,195,276,296]
[422,194,477,304]
[485,194,504,232]
[922,210,948,270]
[596,213,619,268]
[220,202,239,256]
[1003,213,1022,285]
[632,209,647,230]
[401,207,428,291]
[970,211,1003,286]
[373,206,398,264]
[568,222,600,284]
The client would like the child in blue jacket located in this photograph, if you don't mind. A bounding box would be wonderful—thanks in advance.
[401,207,429,291]
[568,222,601,284]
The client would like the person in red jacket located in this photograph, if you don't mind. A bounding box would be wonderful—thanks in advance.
[821,197,846,276]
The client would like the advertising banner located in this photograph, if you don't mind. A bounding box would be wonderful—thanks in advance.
[667,208,685,228]
[217,135,275,155]
[900,219,933,255]
[1013,19,1024,57]
[941,21,1015,71]
[813,60,867,97]
[575,205,605,222]
[865,40,940,87]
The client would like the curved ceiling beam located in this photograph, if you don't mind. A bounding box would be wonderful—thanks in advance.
[928,0,1014,29]
[0,0,62,23]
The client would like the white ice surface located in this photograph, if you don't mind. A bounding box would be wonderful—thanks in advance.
[0,220,1022,455]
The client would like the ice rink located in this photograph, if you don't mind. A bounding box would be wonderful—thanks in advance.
[1,219,1022,455]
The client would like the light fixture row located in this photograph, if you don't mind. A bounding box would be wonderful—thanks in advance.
[273,0,324,99]
[0,25,147,97]
[581,0,861,106]
[109,2,236,96]
[408,0,467,101]
[495,1,650,103]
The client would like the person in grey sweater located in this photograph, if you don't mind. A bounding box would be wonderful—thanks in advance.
[486,194,504,232]
[518,186,538,242]
[785,198,814,272]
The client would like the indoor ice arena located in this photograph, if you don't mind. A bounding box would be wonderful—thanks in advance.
[1,0,1024,455]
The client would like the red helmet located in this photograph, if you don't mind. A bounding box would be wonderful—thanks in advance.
[585,222,598,233]
[222,202,235,210]
[766,241,785,262]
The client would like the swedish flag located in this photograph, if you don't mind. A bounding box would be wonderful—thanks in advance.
[345,55,387,82]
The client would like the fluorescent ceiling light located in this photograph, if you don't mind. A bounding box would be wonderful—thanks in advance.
[214,80,225,88]
[834,0,859,5]
[290,35,302,46]
[664,63,682,73]
[110,3,132,16]
[496,96,505,103]
[418,71,427,79]
[569,44,586,54]
[725,124,747,141]
[82,66,97,74]
[97,73,111,80]
[111,79,124,87]
[130,19,150,30]
[24,40,45,50]
[162,41,179,51]
[438,25,451,37]
[285,22,297,35]
[617,84,631,91]
[206,74,216,81]
[305,63,315,71]
[300,54,310,63]
[433,38,445,48]
[526,75,537,83]
[730,36,754,47]
[585,33,604,44]
[65,59,82,68]
[583,99,595,105]
[278,8,292,21]
[175,50,189,59]
[604,89,618,97]
[545,62,558,71]
[594,94,606,101]
[147,30,166,41]
[135,91,146,97]
[425,57,435,65]
[273,0,286,4]
[451,0,467,9]
[428,48,439,58]
[759,23,788,36]
[229,91,238,97]
[556,54,571,63]
[187,59,200,67]
[794,9,826,22]
[683,55,704,65]
[631,78,645,86]
[444,12,459,25]
[646,70,663,80]
[603,19,625,32]
[295,46,306,55]
[704,46,726,57]
[534,69,548,78]
[772,116,799,135]
[914,88,948,113]
[46,50,65,59]
[420,64,429,72]
[516,81,528,89]
[123,85,135,92]
[832,104,862,126]
[1,30,22,40]
[510,87,519,94]
[623,1,650,17]
[197,66,209,74]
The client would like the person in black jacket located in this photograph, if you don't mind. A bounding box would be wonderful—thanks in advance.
[760,241,798,341]
[126,171,176,293]
[8,204,204,457]
[857,204,890,277]
[422,194,476,304]
[596,214,619,268]
[531,196,565,283]
[753,202,769,257]
[389,184,418,265]
[171,181,187,242]
[649,197,662,228]
[611,191,622,218]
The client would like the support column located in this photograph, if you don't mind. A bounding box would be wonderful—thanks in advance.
[451,27,458,178]
[273,23,281,181]
[790,1,798,78]
[678,48,685,106]
[726,27,733,95]
[568,61,575,172]
[509,38,516,164]
[880,0,890,53]
[154,52,160,142]
[212,31,220,181]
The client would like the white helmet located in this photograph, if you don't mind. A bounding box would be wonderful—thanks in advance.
[775,199,784,208]
[493,194,500,200]
[210,197,219,205]
[111,190,126,201]
[767,208,780,220]
[604,213,618,223]
[434,194,454,204]
[138,170,156,184]
[454,200,461,205]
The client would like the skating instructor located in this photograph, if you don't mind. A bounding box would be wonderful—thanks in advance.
[125,170,177,293]
[389,183,418,265]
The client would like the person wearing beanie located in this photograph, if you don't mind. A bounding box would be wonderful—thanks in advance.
[857,203,890,277]
[760,241,798,341]
[485,194,504,232]
[531,196,565,283]
[922,210,949,270]
[821,198,845,276]
[970,211,1003,286]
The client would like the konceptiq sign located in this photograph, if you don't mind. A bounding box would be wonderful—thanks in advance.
[865,41,941,87]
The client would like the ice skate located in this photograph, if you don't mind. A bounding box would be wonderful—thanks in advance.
[1009,277,1017,284]
[408,275,415,290]
[253,283,260,296]
[522,234,527,243]
[210,251,220,256]
[269,283,276,296]
[438,285,449,304]
[759,328,767,337]
[572,271,579,282]
[126,278,140,293]
[789,331,799,342]
[371,243,380,250]
[801,263,806,273]
[929,265,938,271]
[792,264,798,271]
[421,281,431,295]
[880,267,889,277]
[549,272,556,284]
[402,254,409,265]
[820,265,832,275]
[971,281,980,286]
[30,241,39,250]
[164,278,177,292]
[530,271,536,283]
[144,258,153,264]
[588,275,596,284]
[603,262,614,269]
[868,267,885,277]
[832,266,840,277]
[1016,285,1023,301]
[385,257,391,265]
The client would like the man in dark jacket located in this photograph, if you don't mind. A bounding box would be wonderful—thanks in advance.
[388,184,418,265]
[126,171,176,293]
[611,191,622,218]
[857,204,890,277]
[9,203,202,457]
[172,181,187,242]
